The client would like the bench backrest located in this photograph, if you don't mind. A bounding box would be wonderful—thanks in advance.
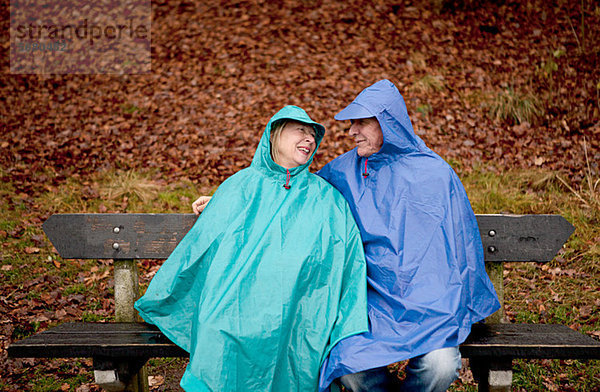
[44,214,574,262]
[43,214,575,323]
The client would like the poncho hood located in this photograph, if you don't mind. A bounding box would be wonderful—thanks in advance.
[252,105,325,183]
[317,80,500,390]
[135,105,367,392]
[334,79,427,163]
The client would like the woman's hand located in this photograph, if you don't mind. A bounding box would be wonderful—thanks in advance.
[192,196,212,215]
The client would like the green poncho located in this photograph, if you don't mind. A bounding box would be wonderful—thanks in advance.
[135,105,368,391]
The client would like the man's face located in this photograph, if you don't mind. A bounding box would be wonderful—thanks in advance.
[349,117,383,157]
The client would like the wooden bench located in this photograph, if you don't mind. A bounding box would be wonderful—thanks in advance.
[8,213,600,392]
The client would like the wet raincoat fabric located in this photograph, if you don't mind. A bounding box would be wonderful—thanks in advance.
[317,80,500,390]
[135,105,368,392]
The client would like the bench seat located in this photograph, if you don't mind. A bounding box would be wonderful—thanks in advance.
[461,323,600,359]
[8,322,186,359]
[9,322,600,361]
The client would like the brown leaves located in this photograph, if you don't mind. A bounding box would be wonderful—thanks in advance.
[1,0,598,194]
[83,266,110,286]
[148,375,165,388]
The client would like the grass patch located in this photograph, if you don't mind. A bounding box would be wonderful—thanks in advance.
[513,359,600,391]
[449,384,477,392]
[36,169,207,214]
[410,74,445,93]
[486,87,544,125]
[102,170,161,203]
[24,365,91,392]
[81,312,104,322]
[62,283,87,296]
[416,103,434,117]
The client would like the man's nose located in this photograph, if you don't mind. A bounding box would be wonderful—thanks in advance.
[348,124,358,136]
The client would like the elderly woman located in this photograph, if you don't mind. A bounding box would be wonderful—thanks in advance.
[135,105,368,391]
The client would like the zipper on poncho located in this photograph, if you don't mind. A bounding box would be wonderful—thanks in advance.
[283,169,291,189]
[362,158,369,178]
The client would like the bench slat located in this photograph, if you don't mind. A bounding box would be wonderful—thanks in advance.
[476,215,574,262]
[43,214,575,262]
[9,322,600,360]
[462,323,600,359]
[8,323,187,358]
[43,214,197,260]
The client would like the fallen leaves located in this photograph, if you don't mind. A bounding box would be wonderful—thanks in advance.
[24,247,40,254]
[83,266,110,286]
[148,375,164,388]
[0,0,598,197]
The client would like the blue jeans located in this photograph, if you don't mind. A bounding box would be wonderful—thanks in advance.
[338,346,461,392]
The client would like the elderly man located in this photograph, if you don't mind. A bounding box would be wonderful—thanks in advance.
[192,80,500,392]
[315,80,499,392]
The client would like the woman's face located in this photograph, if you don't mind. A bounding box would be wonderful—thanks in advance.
[273,121,316,169]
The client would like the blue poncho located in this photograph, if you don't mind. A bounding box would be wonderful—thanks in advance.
[135,106,368,391]
[317,80,500,389]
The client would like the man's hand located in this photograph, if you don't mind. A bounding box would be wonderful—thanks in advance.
[192,196,212,215]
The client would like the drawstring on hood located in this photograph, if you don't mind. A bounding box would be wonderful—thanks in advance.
[283,169,291,189]
[362,158,369,178]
